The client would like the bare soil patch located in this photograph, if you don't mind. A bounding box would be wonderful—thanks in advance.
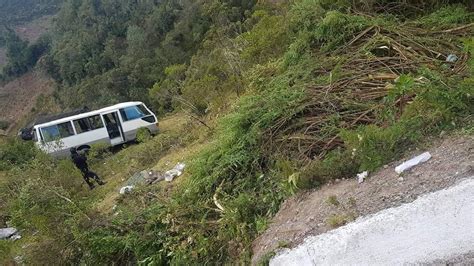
[252,135,474,264]
[0,70,54,134]
[14,15,53,43]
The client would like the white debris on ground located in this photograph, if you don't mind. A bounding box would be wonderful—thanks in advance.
[119,162,186,194]
[119,185,134,195]
[357,171,368,184]
[10,234,21,240]
[270,178,474,265]
[164,162,186,182]
[395,152,431,174]
[446,54,458,63]
[0,227,20,240]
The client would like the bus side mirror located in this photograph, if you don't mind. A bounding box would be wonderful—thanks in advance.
[19,128,33,141]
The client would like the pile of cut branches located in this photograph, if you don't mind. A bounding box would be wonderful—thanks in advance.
[265,22,472,162]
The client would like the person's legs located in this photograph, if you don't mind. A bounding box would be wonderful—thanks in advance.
[80,168,96,189]
[82,172,95,189]
[88,171,105,185]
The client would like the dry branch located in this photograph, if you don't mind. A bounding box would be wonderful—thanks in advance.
[263,23,470,162]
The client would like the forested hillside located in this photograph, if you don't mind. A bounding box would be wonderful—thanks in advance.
[0,0,473,264]
[44,0,256,110]
[0,0,61,47]
[0,0,61,80]
[0,0,61,26]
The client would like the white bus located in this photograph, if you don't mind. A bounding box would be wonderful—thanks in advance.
[30,102,158,156]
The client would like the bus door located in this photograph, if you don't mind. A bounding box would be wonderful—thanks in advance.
[102,111,124,145]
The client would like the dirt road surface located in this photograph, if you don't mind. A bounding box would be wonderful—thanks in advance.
[252,135,473,264]
[270,177,474,265]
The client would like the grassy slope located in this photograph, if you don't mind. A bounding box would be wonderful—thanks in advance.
[83,5,472,264]
[90,112,213,214]
[0,2,473,265]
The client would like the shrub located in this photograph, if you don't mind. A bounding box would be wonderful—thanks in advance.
[418,4,473,27]
[240,12,290,65]
[88,142,111,161]
[136,127,152,143]
[0,150,86,264]
[301,149,358,186]
[0,138,38,170]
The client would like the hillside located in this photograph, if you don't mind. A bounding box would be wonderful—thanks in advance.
[0,0,473,264]
[254,134,474,263]
[0,0,61,26]
[0,48,6,68]
[0,0,59,134]
[0,71,55,134]
[14,15,54,43]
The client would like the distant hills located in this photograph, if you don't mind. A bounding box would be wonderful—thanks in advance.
[0,0,62,26]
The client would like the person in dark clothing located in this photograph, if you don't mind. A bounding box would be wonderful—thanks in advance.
[70,147,105,189]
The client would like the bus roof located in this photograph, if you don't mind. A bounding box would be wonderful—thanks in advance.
[33,107,90,126]
[33,101,144,129]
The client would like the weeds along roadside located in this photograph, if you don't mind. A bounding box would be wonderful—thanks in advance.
[0,2,473,265]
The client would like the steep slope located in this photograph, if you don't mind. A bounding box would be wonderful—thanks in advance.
[253,135,474,263]
[0,71,54,134]
[14,15,54,43]
[0,0,61,26]
[0,1,58,134]
[0,1,472,264]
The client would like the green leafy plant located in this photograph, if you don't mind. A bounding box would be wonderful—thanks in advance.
[136,128,152,143]
[88,142,111,161]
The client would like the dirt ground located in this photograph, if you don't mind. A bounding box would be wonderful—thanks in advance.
[0,70,54,134]
[14,15,53,43]
[252,135,474,264]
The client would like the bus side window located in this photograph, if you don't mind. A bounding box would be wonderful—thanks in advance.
[89,115,104,129]
[138,104,151,116]
[42,125,60,142]
[42,122,75,142]
[74,115,104,134]
[120,105,150,122]
[58,122,75,138]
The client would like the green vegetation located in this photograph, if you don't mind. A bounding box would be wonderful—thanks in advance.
[0,0,61,26]
[0,138,38,171]
[0,30,51,80]
[42,0,258,110]
[0,0,58,80]
[327,195,341,206]
[0,0,473,264]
